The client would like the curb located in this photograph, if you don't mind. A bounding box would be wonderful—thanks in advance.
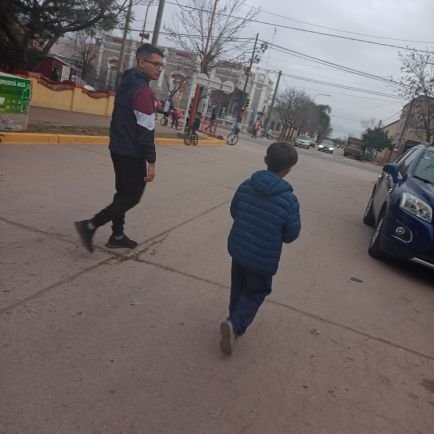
[0,132,225,146]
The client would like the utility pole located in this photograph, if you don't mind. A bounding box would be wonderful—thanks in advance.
[116,0,133,88]
[395,98,415,159]
[151,0,166,46]
[188,0,219,128]
[238,33,259,121]
[262,70,281,133]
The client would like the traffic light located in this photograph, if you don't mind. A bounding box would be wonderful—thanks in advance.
[245,98,250,109]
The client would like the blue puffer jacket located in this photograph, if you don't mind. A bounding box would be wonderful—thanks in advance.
[228,170,301,276]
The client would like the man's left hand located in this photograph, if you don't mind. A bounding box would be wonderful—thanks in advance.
[144,163,156,182]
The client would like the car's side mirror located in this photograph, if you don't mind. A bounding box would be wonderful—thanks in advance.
[383,163,400,182]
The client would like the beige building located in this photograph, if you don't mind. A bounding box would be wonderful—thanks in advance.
[378,95,434,162]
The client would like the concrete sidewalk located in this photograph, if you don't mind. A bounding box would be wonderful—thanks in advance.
[1,142,433,434]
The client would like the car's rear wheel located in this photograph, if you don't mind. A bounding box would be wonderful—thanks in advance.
[363,195,375,226]
[368,212,386,258]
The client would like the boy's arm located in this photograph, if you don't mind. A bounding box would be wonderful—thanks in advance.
[230,189,240,219]
[282,196,301,243]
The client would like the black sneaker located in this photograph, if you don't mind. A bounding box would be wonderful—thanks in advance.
[74,220,95,253]
[220,320,236,356]
[106,234,138,249]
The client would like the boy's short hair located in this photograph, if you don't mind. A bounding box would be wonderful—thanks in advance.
[266,142,298,172]
[136,43,164,59]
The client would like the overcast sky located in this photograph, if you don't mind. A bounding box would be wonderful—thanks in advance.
[130,0,434,138]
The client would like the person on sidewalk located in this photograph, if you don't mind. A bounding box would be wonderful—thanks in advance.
[251,117,261,138]
[170,107,181,129]
[163,97,172,118]
[205,106,217,133]
[220,142,301,355]
[74,43,164,252]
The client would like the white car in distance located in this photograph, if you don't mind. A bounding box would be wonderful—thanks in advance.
[295,135,312,149]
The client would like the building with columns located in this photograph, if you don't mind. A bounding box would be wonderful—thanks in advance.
[49,35,276,125]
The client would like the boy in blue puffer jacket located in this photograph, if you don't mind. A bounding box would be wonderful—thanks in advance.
[220,142,301,355]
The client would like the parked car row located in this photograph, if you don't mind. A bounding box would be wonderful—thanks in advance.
[294,134,433,270]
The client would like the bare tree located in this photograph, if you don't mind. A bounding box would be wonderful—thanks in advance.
[397,49,434,142]
[275,89,310,140]
[275,88,332,141]
[361,117,378,131]
[165,0,260,75]
[164,74,188,98]
[67,30,99,81]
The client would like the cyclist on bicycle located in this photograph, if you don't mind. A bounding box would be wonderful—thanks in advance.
[231,120,241,135]
[192,111,202,134]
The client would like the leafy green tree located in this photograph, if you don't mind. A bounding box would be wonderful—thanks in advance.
[315,104,332,142]
[362,127,392,160]
[0,0,127,71]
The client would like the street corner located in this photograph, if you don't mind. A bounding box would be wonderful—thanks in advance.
[0,132,59,144]
[0,132,109,145]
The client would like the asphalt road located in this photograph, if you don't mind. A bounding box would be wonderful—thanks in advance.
[1,137,433,434]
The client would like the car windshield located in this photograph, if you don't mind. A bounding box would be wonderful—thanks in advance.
[321,140,334,146]
[298,135,310,140]
[413,149,434,185]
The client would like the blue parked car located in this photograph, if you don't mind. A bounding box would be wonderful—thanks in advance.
[363,143,434,269]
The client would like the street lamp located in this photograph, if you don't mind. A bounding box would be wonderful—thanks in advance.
[313,93,331,102]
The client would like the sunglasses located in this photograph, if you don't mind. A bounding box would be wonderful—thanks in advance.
[142,59,165,69]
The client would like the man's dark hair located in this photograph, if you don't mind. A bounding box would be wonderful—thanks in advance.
[136,43,164,59]
[266,142,298,172]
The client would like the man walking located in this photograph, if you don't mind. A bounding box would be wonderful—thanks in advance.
[74,44,164,252]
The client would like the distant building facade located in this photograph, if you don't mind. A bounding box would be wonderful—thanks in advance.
[49,34,276,124]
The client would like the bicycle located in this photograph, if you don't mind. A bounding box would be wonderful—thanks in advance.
[160,114,169,127]
[226,130,239,145]
[183,126,199,146]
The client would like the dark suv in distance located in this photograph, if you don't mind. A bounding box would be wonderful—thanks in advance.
[343,143,363,159]
[363,143,434,269]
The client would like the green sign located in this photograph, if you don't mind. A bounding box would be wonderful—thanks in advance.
[0,73,32,131]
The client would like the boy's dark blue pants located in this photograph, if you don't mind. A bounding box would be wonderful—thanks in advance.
[229,260,273,336]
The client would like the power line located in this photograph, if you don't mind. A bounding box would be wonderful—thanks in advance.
[266,55,397,91]
[381,109,402,123]
[281,72,402,99]
[165,1,432,53]
[241,3,434,44]
[267,42,400,86]
[126,27,255,42]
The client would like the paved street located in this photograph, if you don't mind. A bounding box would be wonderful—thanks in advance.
[1,137,433,434]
